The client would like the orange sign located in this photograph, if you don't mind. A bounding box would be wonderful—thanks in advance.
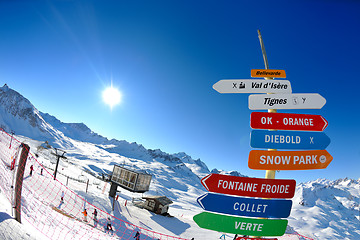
[251,69,286,78]
[248,150,333,170]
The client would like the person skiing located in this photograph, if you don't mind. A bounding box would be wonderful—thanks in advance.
[134,231,140,240]
[40,168,43,175]
[106,217,113,231]
[93,209,98,227]
[29,165,34,176]
[82,209,88,222]
[60,191,65,203]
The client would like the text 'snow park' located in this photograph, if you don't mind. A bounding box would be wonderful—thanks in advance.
[251,69,286,78]
[248,93,326,110]
[197,193,292,218]
[193,212,288,236]
[201,174,296,199]
[213,79,291,94]
[248,150,333,170]
[250,130,331,150]
[250,112,328,132]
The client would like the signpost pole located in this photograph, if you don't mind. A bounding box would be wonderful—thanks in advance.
[258,29,277,180]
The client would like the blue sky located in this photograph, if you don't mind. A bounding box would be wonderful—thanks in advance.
[0,0,359,183]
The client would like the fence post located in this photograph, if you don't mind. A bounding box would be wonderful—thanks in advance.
[86,179,89,193]
[14,143,30,223]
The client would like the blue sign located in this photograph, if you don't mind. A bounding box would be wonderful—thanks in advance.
[197,193,292,218]
[250,130,330,150]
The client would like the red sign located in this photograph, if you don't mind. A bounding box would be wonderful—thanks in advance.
[250,112,328,131]
[236,238,278,240]
[201,174,296,199]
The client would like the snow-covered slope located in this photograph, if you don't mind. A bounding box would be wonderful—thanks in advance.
[289,178,360,240]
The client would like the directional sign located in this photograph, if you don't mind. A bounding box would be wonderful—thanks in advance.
[197,193,292,218]
[237,237,278,240]
[237,238,277,240]
[250,112,328,131]
[213,79,292,94]
[201,174,296,198]
[193,212,288,236]
[251,69,286,78]
[248,93,326,110]
[250,130,331,150]
[248,150,333,170]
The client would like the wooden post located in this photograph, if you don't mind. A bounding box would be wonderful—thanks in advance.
[86,179,89,193]
[14,143,30,223]
[258,29,277,180]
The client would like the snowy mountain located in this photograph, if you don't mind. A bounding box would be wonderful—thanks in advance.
[0,84,210,183]
[289,178,360,239]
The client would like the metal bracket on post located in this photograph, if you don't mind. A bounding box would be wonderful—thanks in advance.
[14,143,30,223]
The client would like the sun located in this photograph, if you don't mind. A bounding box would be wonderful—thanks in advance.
[102,85,122,109]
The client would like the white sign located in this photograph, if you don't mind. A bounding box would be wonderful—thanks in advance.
[213,79,292,94]
[248,93,326,110]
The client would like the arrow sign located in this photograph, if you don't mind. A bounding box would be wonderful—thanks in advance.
[197,193,292,218]
[213,79,292,94]
[250,130,331,150]
[237,238,278,240]
[201,174,296,198]
[248,150,333,170]
[251,69,286,78]
[193,212,288,236]
[250,112,328,131]
[248,93,326,110]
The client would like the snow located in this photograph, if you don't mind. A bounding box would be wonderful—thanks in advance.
[0,85,359,240]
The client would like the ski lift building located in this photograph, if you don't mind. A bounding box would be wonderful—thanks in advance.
[111,165,152,193]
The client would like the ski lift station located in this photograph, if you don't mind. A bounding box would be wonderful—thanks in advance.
[109,165,152,196]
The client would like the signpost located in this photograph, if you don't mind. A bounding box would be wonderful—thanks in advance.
[248,150,333,170]
[197,193,292,218]
[250,130,331,150]
[193,212,288,236]
[212,79,292,93]
[248,93,326,110]
[201,173,296,199]
[251,69,286,78]
[250,112,328,131]
[195,30,332,239]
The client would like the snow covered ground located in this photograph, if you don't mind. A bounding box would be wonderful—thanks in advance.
[0,135,316,240]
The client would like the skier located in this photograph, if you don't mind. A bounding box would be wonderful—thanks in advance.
[93,209,98,227]
[134,231,140,240]
[106,217,113,232]
[60,191,65,203]
[29,165,34,176]
[82,209,88,222]
[40,168,43,175]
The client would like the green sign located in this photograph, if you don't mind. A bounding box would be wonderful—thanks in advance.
[193,212,287,236]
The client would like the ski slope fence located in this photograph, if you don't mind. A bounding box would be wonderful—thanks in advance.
[0,129,188,240]
[0,129,315,240]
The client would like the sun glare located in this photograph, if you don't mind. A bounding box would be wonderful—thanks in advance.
[102,86,122,109]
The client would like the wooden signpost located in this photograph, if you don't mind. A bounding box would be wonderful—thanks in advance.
[194,30,332,239]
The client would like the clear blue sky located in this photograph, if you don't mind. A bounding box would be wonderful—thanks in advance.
[0,0,359,183]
